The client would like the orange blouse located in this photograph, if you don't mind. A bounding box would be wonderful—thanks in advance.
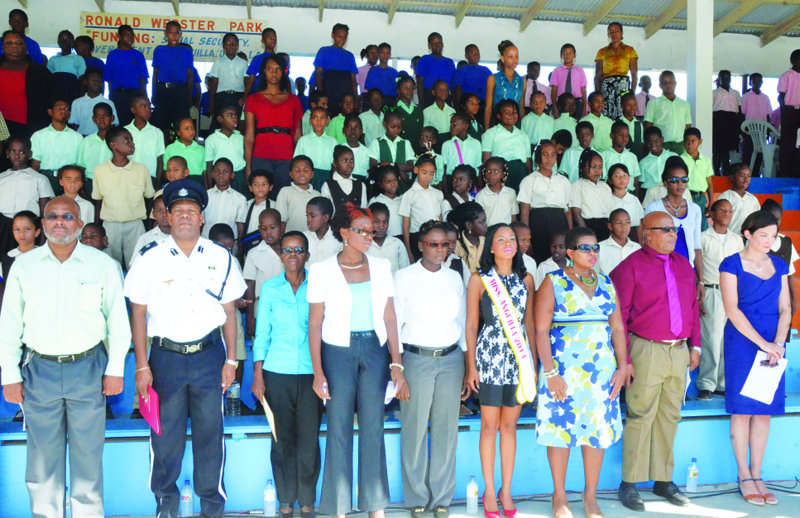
[595,43,638,77]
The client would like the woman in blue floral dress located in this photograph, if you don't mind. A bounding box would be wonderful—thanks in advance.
[534,227,630,518]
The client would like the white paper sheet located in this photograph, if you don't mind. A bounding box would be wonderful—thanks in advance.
[740,351,787,405]
[384,380,397,404]
[684,367,691,405]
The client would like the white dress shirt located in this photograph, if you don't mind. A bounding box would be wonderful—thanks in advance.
[534,257,562,289]
[275,183,321,233]
[718,190,762,236]
[571,178,614,219]
[517,171,571,210]
[203,186,248,239]
[399,182,444,233]
[0,167,54,218]
[208,55,248,93]
[369,193,404,237]
[320,172,369,210]
[474,186,519,226]
[304,227,342,266]
[701,228,744,284]
[359,110,384,147]
[242,241,284,312]
[597,237,641,276]
[368,236,410,273]
[611,192,645,227]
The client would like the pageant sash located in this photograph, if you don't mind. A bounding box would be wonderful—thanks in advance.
[481,269,537,403]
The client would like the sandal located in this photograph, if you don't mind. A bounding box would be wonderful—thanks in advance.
[432,506,449,518]
[410,506,426,518]
[738,478,765,506]
[753,478,778,505]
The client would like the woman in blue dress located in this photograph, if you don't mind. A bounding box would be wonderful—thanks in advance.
[720,210,791,506]
[483,40,525,130]
[534,227,629,518]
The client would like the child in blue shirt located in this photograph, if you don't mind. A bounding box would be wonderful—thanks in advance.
[453,44,492,107]
[104,25,149,127]
[74,36,105,74]
[416,32,456,108]
[313,23,358,116]
[151,21,194,133]
[48,30,86,104]
[243,27,276,100]
[365,43,399,104]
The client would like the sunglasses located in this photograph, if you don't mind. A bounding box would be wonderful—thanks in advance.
[44,213,77,222]
[666,176,689,184]
[349,227,376,237]
[571,244,600,253]
[280,246,307,255]
[420,241,450,249]
[647,226,679,234]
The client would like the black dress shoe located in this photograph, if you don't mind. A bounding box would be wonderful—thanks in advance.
[653,482,690,506]
[696,390,712,400]
[618,483,645,511]
[713,390,725,397]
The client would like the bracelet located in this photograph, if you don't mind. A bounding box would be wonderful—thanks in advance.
[543,367,559,379]
[135,366,150,373]
[225,359,239,368]
[389,362,404,372]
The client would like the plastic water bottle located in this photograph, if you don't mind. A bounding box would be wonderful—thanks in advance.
[264,479,276,517]
[180,479,194,516]
[65,485,72,518]
[466,476,479,514]
[226,382,241,416]
[686,458,699,493]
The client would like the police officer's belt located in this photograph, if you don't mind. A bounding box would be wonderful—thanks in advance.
[152,329,220,354]
[28,343,101,364]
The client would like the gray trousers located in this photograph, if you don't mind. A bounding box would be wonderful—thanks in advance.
[698,286,725,392]
[399,347,464,509]
[21,344,107,518]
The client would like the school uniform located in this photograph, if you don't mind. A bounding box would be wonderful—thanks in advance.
[522,254,538,279]
[294,131,338,190]
[126,121,166,179]
[638,150,677,189]
[48,52,86,103]
[611,192,644,228]
[321,172,368,213]
[417,54,456,106]
[642,184,692,207]
[313,45,358,115]
[480,124,531,192]
[368,135,415,167]
[30,124,84,193]
[104,47,149,127]
[616,115,646,160]
[474,185,518,226]
[521,112,555,148]
[205,129,247,194]
[558,146,594,184]
[152,44,194,131]
[553,113,578,145]
[644,95,693,152]
[367,236,410,274]
[698,227,744,393]
[601,147,641,191]
[276,183,321,233]
[441,135,482,173]
[440,191,473,222]
[597,237,641,276]
[69,94,119,136]
[533,257,561,289]
[359,110,385,147]
[571,178,614,240]
[453,64,492,100]
[129,226,169,268]
[204,186,248,239]
[399,181,444,258]
[92,159,155,266]
[368,193,404,238]
[681,151,714,230]
[741,90,772,172]
[550,65,588,116]
[423,102,456,136]
[712,87,742,158]
[243,240,284,313]
[347,143,370,179]
[74,195,95,226]
[304,228,342,266]
[300,109,330,137]
[635,91,656,117]
[579,113,614,152]
[443,252,471,287]
[325,114,347,145]
[0,167,54,254]
[124,234,246,518]
[208,54,248,119]
[718,189,762,236]
[395,101,425,154]
[517,171,570,263]
[365,65,400,99]
[523,78,552,108]
[164,140,206,183]
[644,199,703,265]
[455,233,484,274]
[77,133,113,187]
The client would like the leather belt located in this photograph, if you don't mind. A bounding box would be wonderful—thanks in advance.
[30,343,101,364]
[703,283,719,289]
[219,90,243,95]
[404,343,459,358]
[152,329,220,354]
[650,338,686,347]
[257,126,292,135]
[157,81,187,88]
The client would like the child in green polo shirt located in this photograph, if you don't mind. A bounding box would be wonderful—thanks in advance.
[343,115,370,179]
[205,105,246,193]
[618,93,646,159]
[30,98,84,195]
[681,127,714,230]
[163,117,205,186]
[422,79,456,148]
[295,107,337,190]
[580,92,613,152]
[559,121,595,183]
[638,126,677,193]
[326,92,357,145]
[480,98,532,192]
[552,93,578,146]
[126,94,165,188]
[395,75,424,153]
[301,90,329,136]
[521,91,555,149]
[368,110,415,190]
[77,102,114,196]
[602,121,640,193]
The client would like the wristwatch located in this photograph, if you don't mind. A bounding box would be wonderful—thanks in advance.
[225,359,239,368]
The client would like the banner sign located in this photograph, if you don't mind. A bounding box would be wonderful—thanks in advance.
[80,12,267,62]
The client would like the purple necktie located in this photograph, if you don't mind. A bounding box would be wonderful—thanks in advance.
[657,254,683,337]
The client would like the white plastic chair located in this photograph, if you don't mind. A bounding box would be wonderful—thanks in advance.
[741,119,780,178]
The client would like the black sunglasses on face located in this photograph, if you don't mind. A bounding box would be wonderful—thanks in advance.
[280,246,307,255]
[646,226,679,234]
[571,244,600,253]
[666,176,689,184]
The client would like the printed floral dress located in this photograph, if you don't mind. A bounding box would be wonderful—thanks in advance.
[536,269,622,448]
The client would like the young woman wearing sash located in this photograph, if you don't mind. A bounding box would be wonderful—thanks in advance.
[465,223,537,518]
[533,227,629,518]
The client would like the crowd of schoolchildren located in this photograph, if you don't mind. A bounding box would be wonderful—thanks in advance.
[0,6,798,515]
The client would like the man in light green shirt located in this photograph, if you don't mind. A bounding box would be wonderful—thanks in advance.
[644,71,692,154]
[0,196,130,518]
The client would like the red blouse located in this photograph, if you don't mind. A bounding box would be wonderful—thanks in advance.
[0,68,27,124]
[245,93,303,161]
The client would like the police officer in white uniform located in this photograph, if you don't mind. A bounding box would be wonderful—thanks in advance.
[125,179,247,518]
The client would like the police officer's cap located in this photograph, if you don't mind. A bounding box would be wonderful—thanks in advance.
[163,179,208,211]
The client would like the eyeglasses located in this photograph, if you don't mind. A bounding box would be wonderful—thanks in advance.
[570,244,600,253]
[666,176,689,184]
[280,246,307,255]
[349,227,376,237]
[646,226,679,234]
[420,241,450,249]
[44,213,77,222]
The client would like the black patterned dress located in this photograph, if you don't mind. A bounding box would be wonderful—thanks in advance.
[476,272,528,387]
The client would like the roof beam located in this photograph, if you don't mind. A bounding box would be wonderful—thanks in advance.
[17,0,26,7]
[714,0,759,36]
[455,0,474,27]
[761,9,800,46]
[519,0,547,32]
[170,0,179,16]
[388,0,400,23]
[645,0,686,39]
[246,0,252,19]
[95,0,105,11]
[583,0,622,36]
[319,0,325,22]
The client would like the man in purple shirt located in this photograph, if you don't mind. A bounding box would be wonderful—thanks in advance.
[610,211,701,511]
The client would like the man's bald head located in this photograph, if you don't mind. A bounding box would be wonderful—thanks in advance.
[42,196,83,245]
[44,196,81,217]
[642,211,677,254]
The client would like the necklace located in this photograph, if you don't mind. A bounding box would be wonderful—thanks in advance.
[664,197,684,216]
[338,254,365,270]
[572,267,597,287]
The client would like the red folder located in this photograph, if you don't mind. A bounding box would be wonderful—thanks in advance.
[139,386,161,435]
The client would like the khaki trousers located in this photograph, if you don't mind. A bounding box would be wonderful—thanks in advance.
[698,286,725,392]
[103,220,144,267]
[622,334,689,483]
